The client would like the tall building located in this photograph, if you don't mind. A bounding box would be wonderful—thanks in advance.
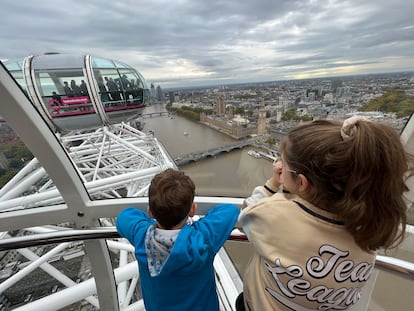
[216,94,226,115]
[257,109,266,135]
[156,85,163,102]
[331,80,343,94]
[150,83,156,100]
[278,96,289,110]
[227,105,234,119]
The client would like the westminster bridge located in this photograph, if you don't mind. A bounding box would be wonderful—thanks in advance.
[173,138,257,166]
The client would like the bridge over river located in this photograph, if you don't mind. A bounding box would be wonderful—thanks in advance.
[174,138,256,166]
[141,111,171,118]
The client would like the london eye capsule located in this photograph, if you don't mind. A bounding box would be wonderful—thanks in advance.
[3,53,150,132]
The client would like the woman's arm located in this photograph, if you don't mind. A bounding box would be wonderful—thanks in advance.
[242,160,283,208]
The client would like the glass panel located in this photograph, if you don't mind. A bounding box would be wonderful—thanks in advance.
[142,109,272,197]
[0,120,64,213]
[2,51,413,311]
[91,69,146,126]
[32,54,84,69]
[135,70,149,90]
[93,69,111,106]
[3,60,28,95]
[113,60,129,69]
[0,238,141,309]
[118,69,145,105]
[91,57,116,69]
[59,121,167,200]
[143,88,151,104]
[34,69,94,118]
[94,69,123,105]
[371,227,414,310]
[3,60,23,71]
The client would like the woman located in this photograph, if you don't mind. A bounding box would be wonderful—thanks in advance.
[237,117,413,310]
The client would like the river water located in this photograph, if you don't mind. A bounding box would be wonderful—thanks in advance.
[142,104,273,198]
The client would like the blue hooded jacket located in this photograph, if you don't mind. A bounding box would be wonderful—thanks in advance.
[116,203,239,311]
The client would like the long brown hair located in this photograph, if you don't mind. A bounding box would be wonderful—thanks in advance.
[281,119,413,252]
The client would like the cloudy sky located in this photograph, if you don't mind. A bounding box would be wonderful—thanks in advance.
[1,0,414,88]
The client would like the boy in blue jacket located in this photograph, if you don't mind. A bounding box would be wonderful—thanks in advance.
[116,168,239,311]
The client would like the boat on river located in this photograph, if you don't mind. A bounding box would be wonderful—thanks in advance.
[247,150,261,158]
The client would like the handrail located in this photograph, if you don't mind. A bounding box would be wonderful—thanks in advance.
[0,227,248,251]
[0,227,413,281]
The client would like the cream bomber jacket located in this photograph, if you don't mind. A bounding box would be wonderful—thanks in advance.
[238,184,376,311]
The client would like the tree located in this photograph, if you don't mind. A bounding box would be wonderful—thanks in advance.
[0,142,33,187]
[281,109,312,121]
[0,169,17,188]
[359,89,414,118]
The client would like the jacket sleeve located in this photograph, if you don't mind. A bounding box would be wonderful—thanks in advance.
[193,203,240,253]
[243,185,269,208]
[116,207,154,245]
[239,193,294,245]
[242,178,280,210]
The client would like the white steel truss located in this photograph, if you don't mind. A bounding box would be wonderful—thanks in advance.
[0,123,179,310]
[0,122,175,212]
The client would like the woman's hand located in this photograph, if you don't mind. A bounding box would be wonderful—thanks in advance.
[268,160,283,189]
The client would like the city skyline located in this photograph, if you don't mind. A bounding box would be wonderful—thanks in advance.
[1,0,414,88]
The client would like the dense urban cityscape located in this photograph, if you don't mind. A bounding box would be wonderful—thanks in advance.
[149,71,414,140]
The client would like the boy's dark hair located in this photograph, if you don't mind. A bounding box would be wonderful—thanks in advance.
[148,168,195,229]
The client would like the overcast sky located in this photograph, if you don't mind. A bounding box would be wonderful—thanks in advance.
[1,0,414,88]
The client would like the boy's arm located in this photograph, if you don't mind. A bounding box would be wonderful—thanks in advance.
[194,203,240,253]
[116,207,153,245]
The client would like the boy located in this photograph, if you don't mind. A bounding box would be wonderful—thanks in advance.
[116,168,239,311]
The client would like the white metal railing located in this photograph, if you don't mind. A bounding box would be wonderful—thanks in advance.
[0,225,243,311]
[1,226,413,280]
[0,224,412,311]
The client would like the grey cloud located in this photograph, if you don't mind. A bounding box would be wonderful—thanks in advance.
[0,0,413,87]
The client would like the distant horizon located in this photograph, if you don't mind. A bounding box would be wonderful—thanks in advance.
[160,69,414,91]
[2,53,413,90]
[1,55,412,93]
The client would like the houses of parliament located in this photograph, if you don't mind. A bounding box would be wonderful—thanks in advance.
[200,93,266,139]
